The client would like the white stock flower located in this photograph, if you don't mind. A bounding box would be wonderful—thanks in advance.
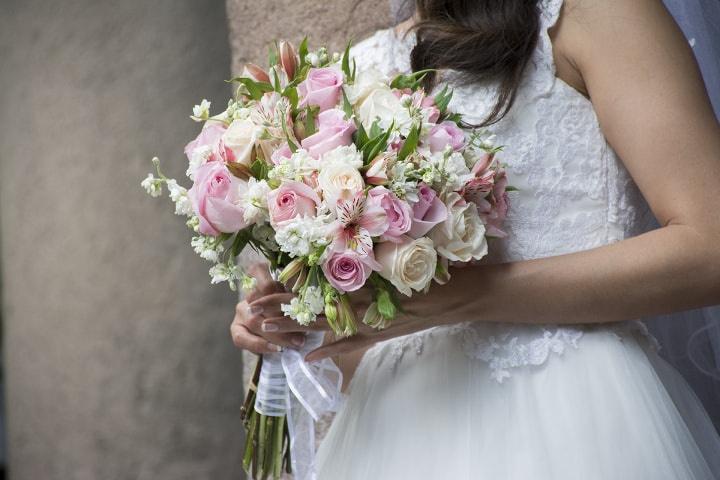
[166,179,193,216]
[420,150,474,192]
[320,145,363,168]
[141,173,162,197]
[303,286,325,315]
[192,99,211,121]
[429,192,488,262]
[209,262,242,290]
[191,235,225,263]
[241,178,271,225]
[186,145,213,180]
[269,149,320,182]
[274,215,332,258]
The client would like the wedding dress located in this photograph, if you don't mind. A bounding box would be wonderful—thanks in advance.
[315,1,720,478]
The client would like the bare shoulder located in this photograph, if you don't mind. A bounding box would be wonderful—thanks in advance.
[548,0,690,98]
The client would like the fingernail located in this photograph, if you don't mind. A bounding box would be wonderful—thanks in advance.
[291,336,306,348]
[268,343,282,352]
[261,322,278,332]
[248,305,263,315]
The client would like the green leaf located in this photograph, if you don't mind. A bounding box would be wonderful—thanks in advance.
[268,43,278,68]
[443,112,463,125]
[341,40,353,79]
[250,159,270,180]
[389,69,435,90]
[272,67,282,93]
[361,121,394,163]
[341,88,354,120]
[298,37,309,66]
[369,120,382,139]
[230,228,252,257]
[354,122,370,149]
[285,86,299,111]
[226,77,273,101]
[304,106,318,137]
[505,185,519,192]
[397,123,420,161]
[434,85,454,114]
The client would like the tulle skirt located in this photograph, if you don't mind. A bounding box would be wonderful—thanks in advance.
[316,324,720,479]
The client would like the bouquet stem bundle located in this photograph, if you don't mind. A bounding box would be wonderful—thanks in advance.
[241,357,291,480]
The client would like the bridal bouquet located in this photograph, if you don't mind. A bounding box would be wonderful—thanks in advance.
[142,38,510,480]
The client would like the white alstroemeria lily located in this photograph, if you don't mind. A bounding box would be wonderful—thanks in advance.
[331,191,389,255]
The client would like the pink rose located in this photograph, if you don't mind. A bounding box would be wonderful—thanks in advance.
[267,180,321,225]
[321,249,379,293]
[298,67,343,112]
[301,109,356,159]
[426,121,465,153]
[408,183,448,238]
[184,122,226,162]
[421,95,441,123]
[188,161,246,236]
[367,186,412,241]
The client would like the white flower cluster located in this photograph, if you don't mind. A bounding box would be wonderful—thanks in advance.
[419,150,474,192]
[141,173,163,198]
[241,178,271,225]
[191,235,225,262]
[208,261,243,290]
[268,149,320,182]
[186,145,213,180]
[274,215,332,258]
[191,99,211,121]
[166,179,193,216]
[281,285,324,325]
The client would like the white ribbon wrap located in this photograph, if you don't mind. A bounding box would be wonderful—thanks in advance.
[254,331,343,480]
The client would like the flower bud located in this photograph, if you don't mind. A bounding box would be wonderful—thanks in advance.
[324,301,339,334]
[279,41,297,80]
[362,302,388,329]
[376,289,397,321]
[337,294,358,336]
[278,258,305,285]
[242,63,270,83]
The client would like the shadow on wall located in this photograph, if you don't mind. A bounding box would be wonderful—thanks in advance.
[0,1,246,479]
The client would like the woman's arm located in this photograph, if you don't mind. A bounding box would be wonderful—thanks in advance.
[305,0,720,361]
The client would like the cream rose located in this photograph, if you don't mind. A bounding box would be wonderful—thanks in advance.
[357,86,406,132]
[430,192,488,262]
[375,236,437,296]
[318,159,365,207]
[344,67,388,105]
[220,118,261,166]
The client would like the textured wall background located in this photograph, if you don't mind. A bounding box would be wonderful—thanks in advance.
[0,1,245,479]
[226,0,391,75]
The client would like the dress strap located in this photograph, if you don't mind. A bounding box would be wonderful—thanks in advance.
[532,0,565,93]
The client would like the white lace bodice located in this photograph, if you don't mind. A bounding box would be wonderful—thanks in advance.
[350,0,657,381]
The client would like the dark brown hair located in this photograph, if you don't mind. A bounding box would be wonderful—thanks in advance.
[410,0,541,126]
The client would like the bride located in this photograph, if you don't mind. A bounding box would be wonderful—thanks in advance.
[231,0,720,478]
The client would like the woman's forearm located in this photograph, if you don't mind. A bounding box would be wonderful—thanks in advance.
[405,224,720,325]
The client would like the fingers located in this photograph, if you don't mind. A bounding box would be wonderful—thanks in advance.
[261,316,332,333]
[249,292,296,318]
[230,321,282,354]
[244,263,284,303]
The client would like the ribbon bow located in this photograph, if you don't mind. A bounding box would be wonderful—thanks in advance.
[254,331,343,480]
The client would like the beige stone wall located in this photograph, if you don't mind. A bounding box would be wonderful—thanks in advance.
[227,0,392,75]
[0,1,245,479]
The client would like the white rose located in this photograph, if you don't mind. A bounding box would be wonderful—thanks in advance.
[376,236,437,297]
[318,159,365,207]
[430,192,488,262]
[222,118,261,166]
[357,86,406,132]
[344,67,388,105]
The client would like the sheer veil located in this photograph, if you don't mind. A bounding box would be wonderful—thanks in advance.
[388,0,720,426]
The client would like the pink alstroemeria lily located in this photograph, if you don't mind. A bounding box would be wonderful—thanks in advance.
[332,192,389,256]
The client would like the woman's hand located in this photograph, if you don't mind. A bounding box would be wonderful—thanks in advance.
[230,263,332,354]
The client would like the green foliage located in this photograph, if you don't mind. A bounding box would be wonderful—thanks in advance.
[227,77,274,101]
[341,40,354,82]
[397,123,420,161]
[230,228,252,257]
[434,84,454,114]
[250,159,270,180]
[360,121,394,164]
[390,69,435,91]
